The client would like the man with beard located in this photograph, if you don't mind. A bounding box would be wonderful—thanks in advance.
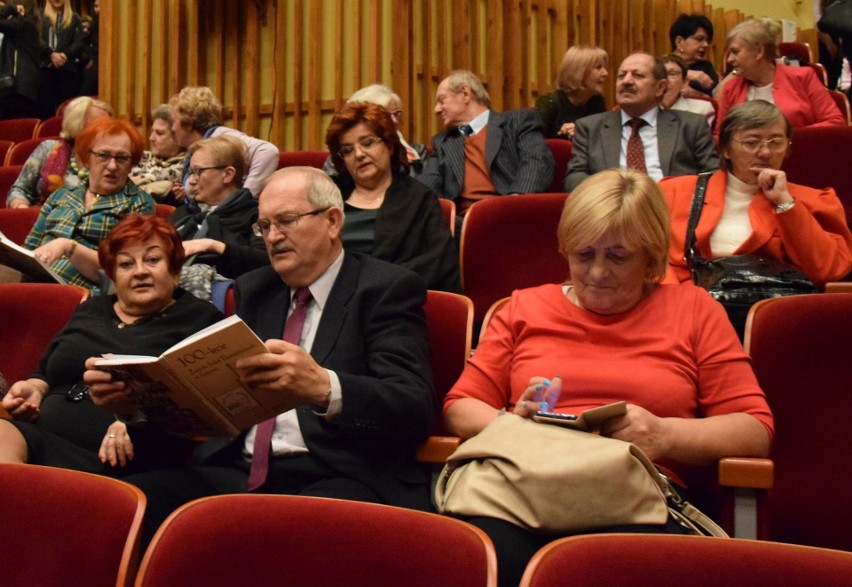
[564,52,718,192]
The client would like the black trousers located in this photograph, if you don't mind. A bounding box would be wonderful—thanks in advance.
[123,452,381,547]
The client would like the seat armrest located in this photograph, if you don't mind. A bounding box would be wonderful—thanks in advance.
[416,436,460,463]
[718,457,774,489]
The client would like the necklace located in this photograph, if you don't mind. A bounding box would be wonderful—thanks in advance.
[69,156,89,180]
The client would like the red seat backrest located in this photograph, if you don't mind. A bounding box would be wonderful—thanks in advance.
[782,126,852,229]
[545,139,572,193]
[0,284,88,384]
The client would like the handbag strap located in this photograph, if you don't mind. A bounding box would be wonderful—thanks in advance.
[683,172,713,268]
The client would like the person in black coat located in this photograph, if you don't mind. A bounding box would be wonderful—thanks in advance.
[39,0,85,118]
[326,102,461,293]
[0,0,47,120]
[168,134,269,279]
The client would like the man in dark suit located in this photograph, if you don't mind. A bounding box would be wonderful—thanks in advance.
[418,69,554,218]
[89,167,435,541]
[564,53,719,192]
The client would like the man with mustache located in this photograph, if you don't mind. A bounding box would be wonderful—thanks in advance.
[113,166,435,543]
[564,52,719,192]
[418,69,554,225]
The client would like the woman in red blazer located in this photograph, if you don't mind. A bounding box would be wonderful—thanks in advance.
[716,19,845,132]
[663,100,852,287]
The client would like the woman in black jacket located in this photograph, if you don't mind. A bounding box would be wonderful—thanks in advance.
[169,134,269,279]
[0,0,46,120]
[39,0,85,118]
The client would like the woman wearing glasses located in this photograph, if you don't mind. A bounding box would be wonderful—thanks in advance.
[168,134,268,283]
[669,13,719,98]
[661,100,852,286]
[325,102,460,292]
[24,117,154,294]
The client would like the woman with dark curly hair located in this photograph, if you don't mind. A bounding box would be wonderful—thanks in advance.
[325,102,460,292]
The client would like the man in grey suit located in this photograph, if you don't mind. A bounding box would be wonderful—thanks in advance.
[418,70,554,218]
[564,53,719,192]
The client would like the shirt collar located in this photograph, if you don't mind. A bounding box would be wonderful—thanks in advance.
[465,109,491,135]
[620,106,659,127]
[293,249,344,312]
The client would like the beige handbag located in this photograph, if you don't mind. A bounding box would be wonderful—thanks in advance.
[436,413,726,536]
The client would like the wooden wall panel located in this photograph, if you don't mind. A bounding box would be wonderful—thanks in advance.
[101,0,808,152]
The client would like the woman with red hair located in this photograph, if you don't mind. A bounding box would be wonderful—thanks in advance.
[325,102,460,292]
[0,214,222,476]
[24,116,155,294]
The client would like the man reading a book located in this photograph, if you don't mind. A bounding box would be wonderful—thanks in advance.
[87,166,435,541]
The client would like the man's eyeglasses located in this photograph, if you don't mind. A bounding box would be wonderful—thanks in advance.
[731,137,790,154]
[188,165,227,178]
[90,150,133,165]
[338,136,383,159]
[252,208,329,236]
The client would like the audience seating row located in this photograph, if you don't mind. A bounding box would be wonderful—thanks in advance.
[3,462,851,587]
[0,117,62,144]
[2,280,852,583]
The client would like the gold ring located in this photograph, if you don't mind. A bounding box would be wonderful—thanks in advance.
[108,434,116,439]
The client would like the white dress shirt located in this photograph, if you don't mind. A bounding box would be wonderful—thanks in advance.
[243,250,345,459]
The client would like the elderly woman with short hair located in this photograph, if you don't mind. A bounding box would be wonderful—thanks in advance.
[0,214,223,476]
[445,168,773,587]
[6,96,114,208]
[716,19,845,132]
[25,117,155,294]
[169,86,279,199]
[534,45,609,139]
[129,104,187,202]
[662,100,852,287]
[325,102,460,292]
[660,54,716,127]
[169,134,268,280]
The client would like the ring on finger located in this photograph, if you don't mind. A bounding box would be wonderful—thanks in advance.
[108,433,116,439]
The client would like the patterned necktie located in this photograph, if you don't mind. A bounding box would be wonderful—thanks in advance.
[246,287,313,491]
[626,118,647,173]
[458,124,474,137]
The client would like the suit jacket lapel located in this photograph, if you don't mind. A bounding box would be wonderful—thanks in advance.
[309,254,358,365]
[601,112,623,169]
[443,134,466,195]
[485,110,503,167]
[657,110,677,176]
[254,279,291,341]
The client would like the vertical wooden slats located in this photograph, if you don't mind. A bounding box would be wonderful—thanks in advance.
[99,0,784,152]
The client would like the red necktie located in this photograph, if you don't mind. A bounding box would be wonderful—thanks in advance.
[626,118,647,173]
[246,287,313,491]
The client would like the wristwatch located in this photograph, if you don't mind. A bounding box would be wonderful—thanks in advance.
[775,199,796,214]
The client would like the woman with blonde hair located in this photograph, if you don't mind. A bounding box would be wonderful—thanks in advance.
[40,0,85,118]
[6,96,114,208]
[444,168,772,586]
[168,86,279,199]
[716,18,845,131]
[534,45,609,139]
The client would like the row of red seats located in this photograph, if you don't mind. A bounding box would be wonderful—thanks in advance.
[3,281,852,553]
[0,284,852,585]
[6,463,849,587]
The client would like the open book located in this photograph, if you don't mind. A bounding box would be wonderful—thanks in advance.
[95,315,284,438]
[533,401,628,432]
[0,231,65,284]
